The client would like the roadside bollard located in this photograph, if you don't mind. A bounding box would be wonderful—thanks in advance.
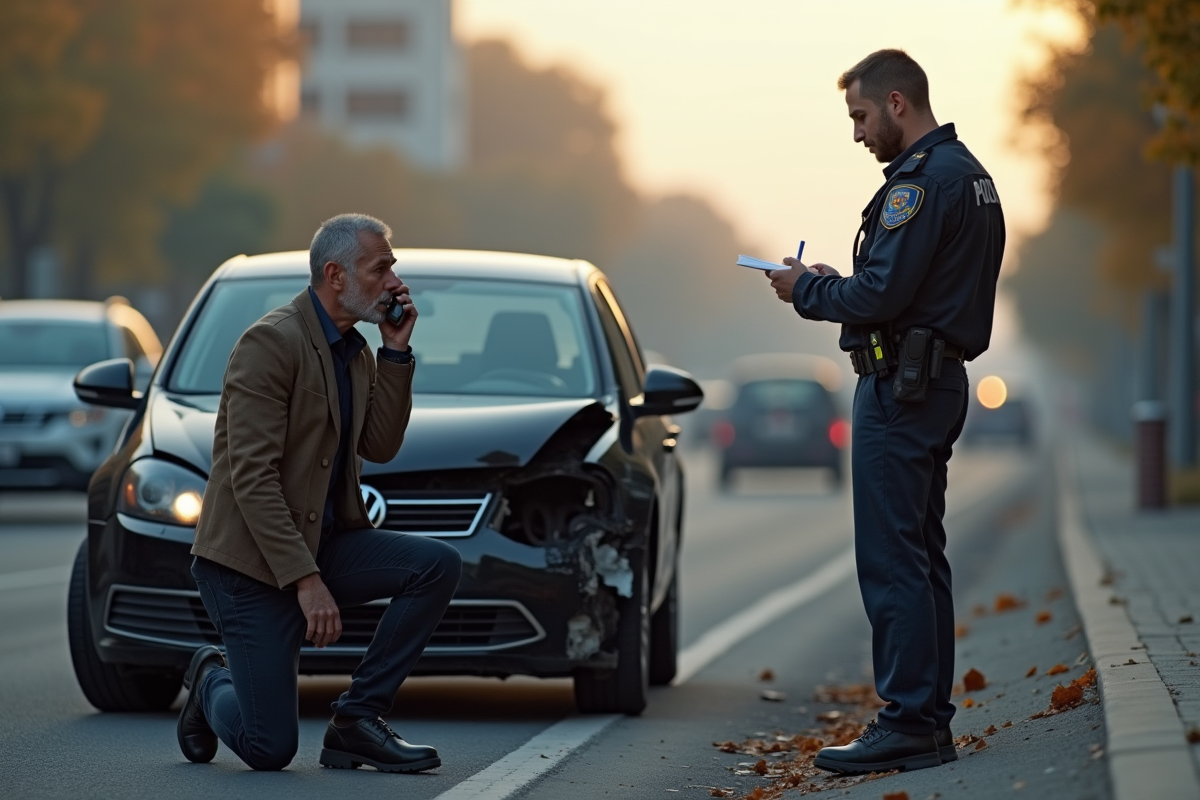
[1132,400,1167,510]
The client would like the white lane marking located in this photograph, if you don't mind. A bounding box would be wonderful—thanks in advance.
[433,715,620,800]
[0,564,71,592]
[672,547,857,685]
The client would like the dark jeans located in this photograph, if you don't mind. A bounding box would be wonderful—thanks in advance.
[850,362,968,735]
[190,528,462,771]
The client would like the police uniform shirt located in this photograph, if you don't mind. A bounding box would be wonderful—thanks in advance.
[791,123,1006,361]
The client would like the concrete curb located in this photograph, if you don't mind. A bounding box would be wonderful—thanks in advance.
[1057,447,1200,800]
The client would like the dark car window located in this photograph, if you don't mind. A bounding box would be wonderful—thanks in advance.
[168,276,597,398]
[591,280,643,399]
[735,380,830,414]
[0,320,111,369]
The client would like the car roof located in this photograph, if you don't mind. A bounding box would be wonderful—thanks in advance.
[213,249,595,285]
[0,299,110,322]
[731,353,843,392]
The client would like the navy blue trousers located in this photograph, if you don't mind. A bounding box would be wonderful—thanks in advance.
[190,529,462,771]
[851,361,968,735]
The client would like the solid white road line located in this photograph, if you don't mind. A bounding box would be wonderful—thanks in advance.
[672,546,857,685]
[431,547,856,800]
[0,564,71,592]
[432,715,620,800]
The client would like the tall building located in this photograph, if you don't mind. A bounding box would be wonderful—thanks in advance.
[298,0,465,171]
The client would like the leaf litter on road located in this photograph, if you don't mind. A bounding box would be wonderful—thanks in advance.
[1031,668,1098,719]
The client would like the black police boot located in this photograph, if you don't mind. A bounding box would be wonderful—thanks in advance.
[320,716,441,773]
[177,645,225,763]
[935,727,957,762]
[813,720,941,774]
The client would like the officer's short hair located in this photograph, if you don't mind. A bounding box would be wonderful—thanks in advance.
[309,213,392,286]
[838,49,930,114]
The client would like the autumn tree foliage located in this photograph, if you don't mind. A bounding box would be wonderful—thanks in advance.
[1096,0,1200,163]
[0,0,291,298]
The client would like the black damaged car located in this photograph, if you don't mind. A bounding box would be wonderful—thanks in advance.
[69,250,703,716]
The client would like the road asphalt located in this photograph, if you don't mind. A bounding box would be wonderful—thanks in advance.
[0,445,1118,800]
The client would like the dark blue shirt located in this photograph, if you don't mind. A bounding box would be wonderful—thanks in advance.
[791,123,1006,361]
[307,287,410,531]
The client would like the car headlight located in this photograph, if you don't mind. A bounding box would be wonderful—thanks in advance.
[69,407,107,427]
[118,458,206,526]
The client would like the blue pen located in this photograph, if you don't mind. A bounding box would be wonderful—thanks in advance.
[796,240,806,263]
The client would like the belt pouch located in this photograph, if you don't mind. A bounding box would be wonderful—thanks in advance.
[892,327,932,403]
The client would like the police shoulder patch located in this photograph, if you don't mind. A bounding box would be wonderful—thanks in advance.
[880,183,924,229]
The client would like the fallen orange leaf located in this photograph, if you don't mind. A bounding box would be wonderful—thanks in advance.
[1046,664,1069,676]
[974,739,987,751]
[984,724,998,736]
[1035,610,1053,625]
[963,668,987,692]
[710,791,731,798]
[955,623,970,639]
[1002,721,1013,728]
[883,793,911,800]
[745,788,765,800]
[1050,683,1084,710]
[1025,665,1038,678]
[994,593,1025,612]
[962,697,976,708]
[758,668,775,682]
[752,758,768,776]
[1072,668,1097,689]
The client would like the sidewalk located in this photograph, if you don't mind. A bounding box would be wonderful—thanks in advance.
[1066,432,1200,798]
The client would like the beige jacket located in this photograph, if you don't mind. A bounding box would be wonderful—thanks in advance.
[191,290,413,587]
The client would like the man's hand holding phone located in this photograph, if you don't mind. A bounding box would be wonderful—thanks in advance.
[380,281,418,351]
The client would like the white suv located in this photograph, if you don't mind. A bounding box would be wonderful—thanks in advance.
[0,297,161,490]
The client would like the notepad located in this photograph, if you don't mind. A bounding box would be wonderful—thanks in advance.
[736,254,786,271]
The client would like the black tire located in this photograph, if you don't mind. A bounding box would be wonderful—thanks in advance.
[718,462,735,493]
[573,552,650,715]
[830,462,845,491]
[648,564,678,686]
[67,541,183,712]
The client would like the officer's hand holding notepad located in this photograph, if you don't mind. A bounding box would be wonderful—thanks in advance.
[737,255,788,271]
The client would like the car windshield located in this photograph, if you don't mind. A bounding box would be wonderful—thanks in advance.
[0,320,110,369]
[736,379,827,411]
[168,276,598,398]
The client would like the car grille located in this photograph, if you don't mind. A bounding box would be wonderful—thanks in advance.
[104,586,544,652]
[0,410,54,428]
[379,492,492,537]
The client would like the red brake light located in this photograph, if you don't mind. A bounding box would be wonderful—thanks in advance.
[828,419,850,449]
[711,420,736,449]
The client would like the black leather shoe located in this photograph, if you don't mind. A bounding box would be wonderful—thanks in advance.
[813,721,941,774]
[935,727,957,762]
[320,717,441,773]
[177,645,225,763]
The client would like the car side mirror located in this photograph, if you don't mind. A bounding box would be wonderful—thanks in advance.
[74,358,142,410]
[634,365,705,417]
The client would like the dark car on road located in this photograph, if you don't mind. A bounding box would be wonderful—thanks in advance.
[0,298,161,491]
[69,250,702,716]
[710,354,848,490]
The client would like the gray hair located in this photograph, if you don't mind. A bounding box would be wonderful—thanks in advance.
[309,213,393,285]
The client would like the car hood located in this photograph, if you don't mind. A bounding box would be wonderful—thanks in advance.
[0,370,80,409]
[151,392,608,476]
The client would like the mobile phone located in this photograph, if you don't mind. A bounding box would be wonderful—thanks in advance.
[385,297,405,325]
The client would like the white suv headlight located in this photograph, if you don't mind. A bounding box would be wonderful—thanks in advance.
[118,458,206,526]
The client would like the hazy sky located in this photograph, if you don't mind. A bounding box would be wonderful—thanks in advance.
[457,0,1083,273]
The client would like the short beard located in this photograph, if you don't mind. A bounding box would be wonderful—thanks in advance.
[338,269,390,324]
[873,111,906,163]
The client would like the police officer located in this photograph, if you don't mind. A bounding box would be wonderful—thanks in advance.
[766,49,1005,774]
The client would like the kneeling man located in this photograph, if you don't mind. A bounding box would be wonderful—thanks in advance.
[179,213,462,772]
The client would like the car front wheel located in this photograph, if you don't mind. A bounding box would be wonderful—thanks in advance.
[67,541,183,712]
[573,551,649,715]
